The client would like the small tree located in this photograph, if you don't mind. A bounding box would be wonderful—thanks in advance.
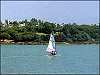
[0,32,11,40]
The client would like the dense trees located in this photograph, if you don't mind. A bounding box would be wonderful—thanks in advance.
[0,18,99,43]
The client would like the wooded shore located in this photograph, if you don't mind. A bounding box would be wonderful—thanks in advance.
[0,18,99,44]
[0,39,98,45]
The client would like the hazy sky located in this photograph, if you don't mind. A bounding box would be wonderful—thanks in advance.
[1,1,99,24]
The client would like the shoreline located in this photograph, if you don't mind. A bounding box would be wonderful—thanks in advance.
[0,40,99,45]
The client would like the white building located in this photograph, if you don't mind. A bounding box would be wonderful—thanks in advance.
[19,23,25,27]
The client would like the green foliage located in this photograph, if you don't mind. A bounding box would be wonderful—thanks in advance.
[0,32,11,40]
[0,18,99,43]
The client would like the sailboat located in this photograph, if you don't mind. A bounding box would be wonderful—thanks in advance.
[46,32,57,55]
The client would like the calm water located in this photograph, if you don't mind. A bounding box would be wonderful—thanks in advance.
[1,44,99,74]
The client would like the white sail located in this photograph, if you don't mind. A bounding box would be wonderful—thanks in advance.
[46,33,56,52]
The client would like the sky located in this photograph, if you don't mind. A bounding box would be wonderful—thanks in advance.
[1,1,99,24]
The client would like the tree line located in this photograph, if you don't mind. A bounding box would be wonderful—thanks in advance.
[0,18,99,43]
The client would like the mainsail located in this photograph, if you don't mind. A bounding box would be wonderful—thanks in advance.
[46,33,56,52]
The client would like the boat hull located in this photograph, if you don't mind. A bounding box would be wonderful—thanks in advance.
[47,51,57,56]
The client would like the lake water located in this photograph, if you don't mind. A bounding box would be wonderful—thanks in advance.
[1,44,99,74]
